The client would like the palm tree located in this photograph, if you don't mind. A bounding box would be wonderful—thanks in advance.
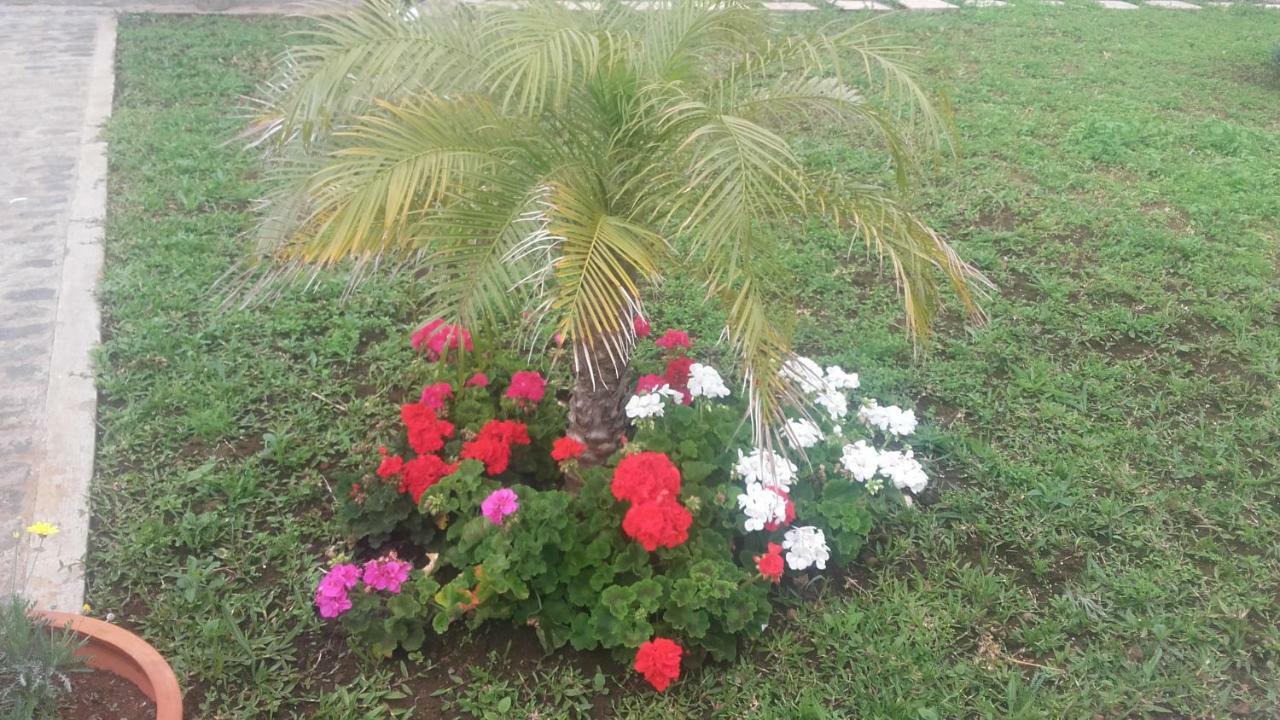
[247,0,987,466]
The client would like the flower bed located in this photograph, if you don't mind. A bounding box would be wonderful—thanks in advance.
[319,322,931,691]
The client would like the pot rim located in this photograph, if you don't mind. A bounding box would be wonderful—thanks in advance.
[35,610,183,720]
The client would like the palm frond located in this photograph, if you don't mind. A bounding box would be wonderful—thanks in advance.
[249,0,482,150]
[810,174,991,337]
[260,94,533,269]
[545,173,670,381]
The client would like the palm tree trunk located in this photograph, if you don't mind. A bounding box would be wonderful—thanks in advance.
[566,339,632,479]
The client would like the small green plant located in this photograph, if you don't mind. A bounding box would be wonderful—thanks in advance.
[0,596,84,719]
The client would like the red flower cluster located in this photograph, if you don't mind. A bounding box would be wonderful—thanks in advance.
[419,382,453,412]
[612,452,690,551]
[375,447,458,504]
[401,454,459,503]
[461,419,531,476]
[376,447,404,479]
[654,330,691,351]
[465,372,489,388]
[634,638,683,692]
[401,404,455,455]
[410,319,473,361]
[611,452,681,504]
[755,542,784,583]
[551,436,587,463]
[505,371,546,406]
[622,501,692,552]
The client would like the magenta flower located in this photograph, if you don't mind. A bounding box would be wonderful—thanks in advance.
[505,371,546,405]
[465,372,489,388]
[314,563,360,619]
[481,487,520,526]
[419,382,453,412]
[362,557,413,594]
[655,330,692,351]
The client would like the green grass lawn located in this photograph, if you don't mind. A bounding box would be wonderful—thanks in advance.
[93,6,1280,718]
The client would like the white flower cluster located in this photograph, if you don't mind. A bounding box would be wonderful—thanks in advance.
[839,440,928,494]
[782,526,829,571]
[858,400,917,437]
[782,418,824,450]
[734,448,796,490]
[780,356,860,423]
[687,363,730,399]
[625,392,665,419]
[737,481,788,532]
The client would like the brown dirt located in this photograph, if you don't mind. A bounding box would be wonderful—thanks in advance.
[58,668,155,720]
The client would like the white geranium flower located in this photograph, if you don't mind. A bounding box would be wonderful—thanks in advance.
[858,401,917,436]
[780,356,827,394]
[653,384,685,400]
[782,526,830,571]
[815,388,848,422]
[625,393,665,419]
[734,448,797,490]
[824,366,860,391]
[840,440,880,482]
[783,418,824,449]
[737,481,788,532]
[687,363,730,399]
[878,449,928,493]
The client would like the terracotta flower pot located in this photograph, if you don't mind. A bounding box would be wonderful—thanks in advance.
[36,610,183,720]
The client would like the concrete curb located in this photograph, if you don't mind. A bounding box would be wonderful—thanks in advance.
[24,13,116,614]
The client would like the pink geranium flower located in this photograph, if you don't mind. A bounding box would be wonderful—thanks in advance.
[655,330,691,351]
[465,372,489,388]
[362,556,413,594]
[481,487,520,525]
[410,319,473,361]
[419,382,453,412]
[633,315,652,338]
[506,371,546,406]
[315,563,360,619]
[635,374,667,394]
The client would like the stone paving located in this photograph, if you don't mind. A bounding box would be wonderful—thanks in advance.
[0,5,113,611]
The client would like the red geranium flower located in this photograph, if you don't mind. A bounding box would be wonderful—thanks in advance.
[634,638,682,692]
[634,374,667,394]
[460,419,532,475]
[465,372,489,388]
[622,499,692,552]
[419,382,453,412]
[633,315,652,338]
[461,436,511,476]
[662,356,694,405]
[611,451,681,504]
[755,542,784,583]
[551,436,587,463]
[506,371,547,406]
[399,454,459,504]
[376,447,404,480]
[401,404,455,455]
[410,319,473,361]
[654,330,691,351]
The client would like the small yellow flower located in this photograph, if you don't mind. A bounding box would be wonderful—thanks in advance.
[26,522,59,537]
[82,603,93,614]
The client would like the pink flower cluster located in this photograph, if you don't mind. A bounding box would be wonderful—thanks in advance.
[481,487,520,525]
[314,564,359,618]
[411,319,473,361]
[314,555,414,619]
